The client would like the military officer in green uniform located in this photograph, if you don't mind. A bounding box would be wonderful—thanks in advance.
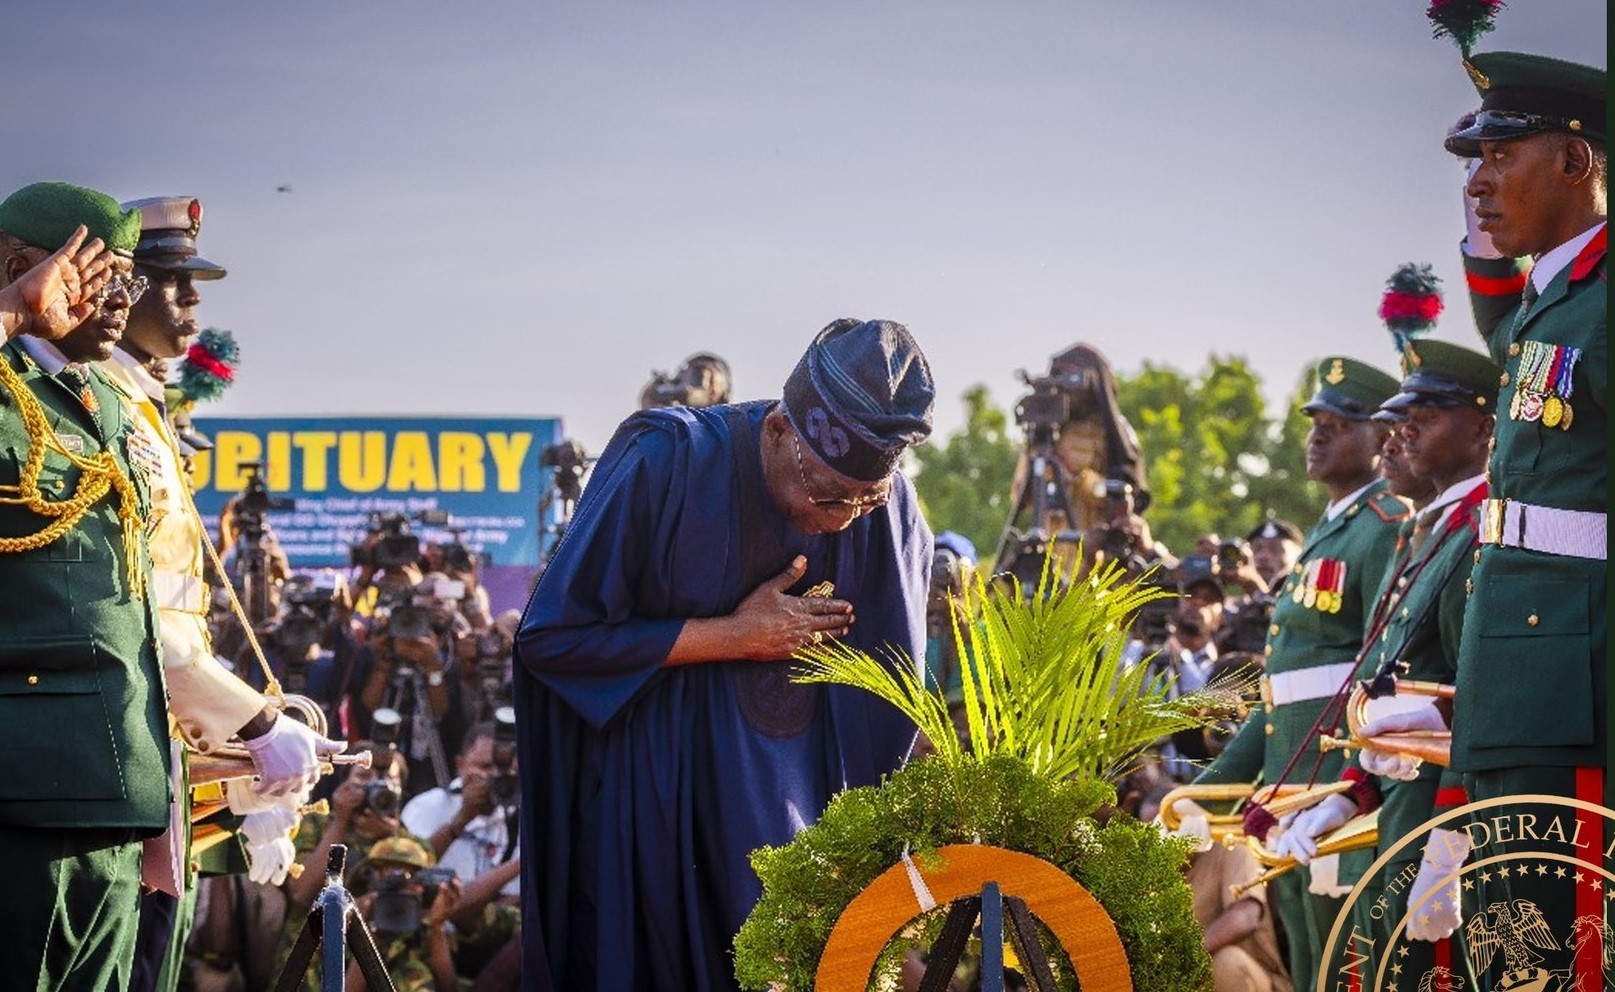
[1276,339,1501,978]
[1445,50,1607,808]
[1190,356,1410,987]
[0,182,169,992]
[0,181,342,992]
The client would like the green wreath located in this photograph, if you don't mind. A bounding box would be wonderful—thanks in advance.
[734,558,1245,991]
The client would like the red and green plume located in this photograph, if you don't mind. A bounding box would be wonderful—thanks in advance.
[1426,0,1505,58]
[1379,263,1444,358]
[176,327,239,404]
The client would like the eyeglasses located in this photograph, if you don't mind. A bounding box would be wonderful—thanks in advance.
[790,432,889,513]
[94,272,149,306]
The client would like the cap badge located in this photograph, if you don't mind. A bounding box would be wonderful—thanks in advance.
[1404,342,1422,369]
[1463,59,1490,90]
[1324,359,1346,385]
[186,199,202,238]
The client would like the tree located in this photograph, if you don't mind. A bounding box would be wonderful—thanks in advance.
[909,385,1019,565]
[1113,355,1323,554]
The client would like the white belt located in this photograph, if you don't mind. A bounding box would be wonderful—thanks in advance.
[152,570,207,613]
[1481,498,1606,560]
[1263,662,1356,707]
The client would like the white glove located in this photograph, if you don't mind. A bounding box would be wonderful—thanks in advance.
[242,714,346,798]
[1356,707,1447,783]
[1271,794,1356,866]
[240,802,302,886]
[1166,798,1213,852]
[1406,828,1470,941]
[1462,158,1503,259]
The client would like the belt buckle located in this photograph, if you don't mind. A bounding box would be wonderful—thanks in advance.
[1482,498,1506,545]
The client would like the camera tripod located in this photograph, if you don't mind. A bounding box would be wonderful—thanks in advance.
[992,416,1084,580]
[273,845,396,992]
[379,661,452,788]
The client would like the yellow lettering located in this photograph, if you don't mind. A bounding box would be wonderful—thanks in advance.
[214,431,263,491]
[191,449,212,490]
[386,432,437,491]
[486,432,532,493]
[437,432,485,492]
[267,432,292,491]
[339,432,387,492]
[294,432,338,491]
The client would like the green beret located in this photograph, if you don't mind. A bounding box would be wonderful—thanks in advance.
[0,182,141,256]
[1383,338,1503,413]
[1446,51,1607,154]
[1302,357,1401,421]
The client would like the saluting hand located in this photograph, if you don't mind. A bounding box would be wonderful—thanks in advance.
[729,556,855,660]
[1,226,114,341]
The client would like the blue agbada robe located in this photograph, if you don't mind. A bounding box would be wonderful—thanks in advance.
[515,400,932,992]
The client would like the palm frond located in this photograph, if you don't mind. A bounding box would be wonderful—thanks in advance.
[792,552,1241,785]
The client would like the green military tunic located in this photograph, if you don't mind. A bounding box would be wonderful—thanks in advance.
[1456,231,1607,785]
[1197,476,1409,988]
[0,338,169,992]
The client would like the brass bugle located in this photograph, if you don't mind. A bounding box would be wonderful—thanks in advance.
[188,748,372,788]
[186,693,372,788]
[1229,809,1380,899]
[1160,782,1351,844]
[1318,679,1454,767]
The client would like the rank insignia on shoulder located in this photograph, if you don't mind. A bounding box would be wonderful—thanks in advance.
[1367,491,1412,522]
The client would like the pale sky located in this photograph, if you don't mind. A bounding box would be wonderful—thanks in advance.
[8,1,1605,457]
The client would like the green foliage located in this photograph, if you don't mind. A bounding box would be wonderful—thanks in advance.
[794,556,1240,783]
[1114,355,1324,551]
[909,385,1019,566]
[735,558,1231,992]
[733,755,1209,992]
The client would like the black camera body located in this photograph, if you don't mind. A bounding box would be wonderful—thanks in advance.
[232,463,295,544]
[365,779,403,818]
[489,705,520,809]
[370,865,457,935]
[1221,593,1277,655]
[1133,592,1178,653]
[1217,537,1249,572]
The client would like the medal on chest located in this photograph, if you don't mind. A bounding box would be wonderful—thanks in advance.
[1294,557,1345,614]
[1509,340,1581,431]
[124,426,166,483]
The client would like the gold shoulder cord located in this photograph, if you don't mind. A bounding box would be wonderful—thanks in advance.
[0,358,145,599]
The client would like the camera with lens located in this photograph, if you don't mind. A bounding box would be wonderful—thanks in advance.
[374,587,433,641]
[1219,593,1276,655]
[364,779,403,818]
[1013,367,1092,433]
[370,865,458,935]
[488,705,520,809]
[1217,537,1249,573]
[1132,588,1178,653]
[638,353,732,410]
[232,462,295,543]
[350,509,451,570]
[540,439,589,505]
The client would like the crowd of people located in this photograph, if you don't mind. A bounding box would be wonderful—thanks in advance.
[0,41,1602,992]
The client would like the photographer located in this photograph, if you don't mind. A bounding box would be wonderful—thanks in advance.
[1082,478,1172,580]
[342,836,462,992]
[284,742,413,911]
[253,570,360,730]
[401,720,522,979]
[1154,563,1226,779]
[431,535,493,632]
[362,572,474,793]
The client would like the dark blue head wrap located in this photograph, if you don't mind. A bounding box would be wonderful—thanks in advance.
[781,318,934,482]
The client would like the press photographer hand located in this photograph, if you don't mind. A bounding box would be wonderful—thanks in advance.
[665,556,855,665]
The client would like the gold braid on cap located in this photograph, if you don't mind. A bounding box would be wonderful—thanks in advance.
[0,358,146,599]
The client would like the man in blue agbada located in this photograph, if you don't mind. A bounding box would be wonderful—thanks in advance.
[515,318,936,992]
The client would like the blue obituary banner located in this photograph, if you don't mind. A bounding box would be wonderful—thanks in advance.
[190,415,563,613]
